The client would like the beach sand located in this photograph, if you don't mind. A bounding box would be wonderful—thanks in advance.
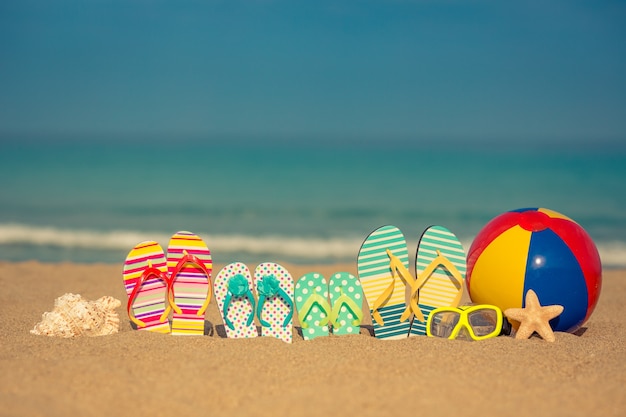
[1,261,624,416]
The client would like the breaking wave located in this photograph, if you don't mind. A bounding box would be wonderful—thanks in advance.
[1,223,625,267]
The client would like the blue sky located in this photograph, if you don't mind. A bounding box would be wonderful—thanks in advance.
[1,0,625,143]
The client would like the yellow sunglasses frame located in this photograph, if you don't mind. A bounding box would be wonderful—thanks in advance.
[426,304,504,341]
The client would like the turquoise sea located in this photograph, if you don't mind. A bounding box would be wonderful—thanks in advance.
[1,136,625,267]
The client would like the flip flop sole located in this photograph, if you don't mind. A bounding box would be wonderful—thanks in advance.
[168,231,212,336]
[123,241,170,333]
[329,272,363,336]
[357,225,411,340]
[254,263,294,343]
[295,272,330,340]
[214,262,258,339]
[410,225,466,336]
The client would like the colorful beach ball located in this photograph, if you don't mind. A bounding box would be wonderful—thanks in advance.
[466,208,602,333]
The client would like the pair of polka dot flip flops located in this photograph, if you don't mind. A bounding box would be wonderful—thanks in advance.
[214,262,294,343]
[294,272,364,340]
[123,231,212,336]
[357,225,466,340]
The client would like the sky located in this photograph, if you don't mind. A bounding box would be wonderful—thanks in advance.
[1,0,625,144]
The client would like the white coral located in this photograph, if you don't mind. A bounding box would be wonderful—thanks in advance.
[31,293,121,338]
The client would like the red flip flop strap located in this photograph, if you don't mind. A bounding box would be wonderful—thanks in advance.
[168,253,212,313]
[127,266,170,325]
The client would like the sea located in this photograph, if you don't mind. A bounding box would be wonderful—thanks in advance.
[1,135,625,268]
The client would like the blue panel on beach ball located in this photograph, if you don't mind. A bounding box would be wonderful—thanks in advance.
[524,229,588,332]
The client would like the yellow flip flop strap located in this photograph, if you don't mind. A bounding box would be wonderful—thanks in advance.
[167,284,182,315]
[387,251,426,324]
[370,276,395,326]
[414,249,464,310]
[370,249,415,327]
[159,304,172,323]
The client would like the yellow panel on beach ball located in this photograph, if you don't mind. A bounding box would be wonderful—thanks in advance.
[468,225,530,312]
[538,207,575,222]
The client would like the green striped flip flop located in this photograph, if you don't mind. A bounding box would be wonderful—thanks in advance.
[295,272,331,340]
[410,225,466,337]
[357,225,412,340]
[328,272,363,336]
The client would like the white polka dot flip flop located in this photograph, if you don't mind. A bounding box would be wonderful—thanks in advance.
[254,263,294,343]
[295,272,331,340]
[214,262,258,339]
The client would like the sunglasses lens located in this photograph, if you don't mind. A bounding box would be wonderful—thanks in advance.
[468,309,499,337]
[429,311,461,338]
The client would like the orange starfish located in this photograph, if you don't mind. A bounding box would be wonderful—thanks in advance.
[504,289,564,342]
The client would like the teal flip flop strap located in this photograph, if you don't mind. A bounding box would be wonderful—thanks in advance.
[297,292,331,329]
[223,274,256,330]
[257,274,293,328]
[330,289,363,328]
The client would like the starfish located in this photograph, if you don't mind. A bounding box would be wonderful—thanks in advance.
[504,289,564,342]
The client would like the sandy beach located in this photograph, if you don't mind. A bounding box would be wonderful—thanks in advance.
[1,261,624,417]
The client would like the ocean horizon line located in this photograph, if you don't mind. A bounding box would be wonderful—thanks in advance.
[2,131,626,153]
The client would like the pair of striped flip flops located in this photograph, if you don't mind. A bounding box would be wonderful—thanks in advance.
[122,231,212,335]
[214,262,294,343]
[357,225,466,340]
[294,272,364,340]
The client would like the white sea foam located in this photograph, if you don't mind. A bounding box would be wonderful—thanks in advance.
[0,223,165,251]
[0,223,363,260]
[594,241,626,269]
[1,223,625,267]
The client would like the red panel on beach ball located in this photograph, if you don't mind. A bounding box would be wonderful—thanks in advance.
[466,208,602,333]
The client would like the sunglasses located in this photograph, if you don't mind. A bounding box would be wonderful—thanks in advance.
[426,304,509,341]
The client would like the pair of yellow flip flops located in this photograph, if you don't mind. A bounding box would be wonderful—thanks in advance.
[357,225,466,339]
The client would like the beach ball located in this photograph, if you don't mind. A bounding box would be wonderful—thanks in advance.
[466,208,602,333]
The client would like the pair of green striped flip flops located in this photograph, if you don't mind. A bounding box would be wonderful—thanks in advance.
[357,225,466,340]
[294,272,364,340]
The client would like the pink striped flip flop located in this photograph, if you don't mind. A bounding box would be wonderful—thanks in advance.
[123,241,171,333]
[167,231,213,336]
